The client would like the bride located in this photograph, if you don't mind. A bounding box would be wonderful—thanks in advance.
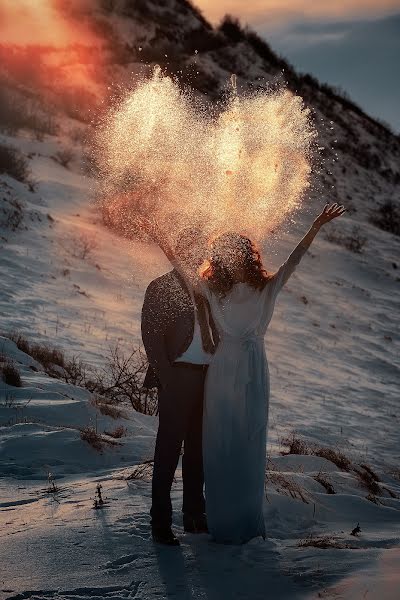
[139,202,346,544]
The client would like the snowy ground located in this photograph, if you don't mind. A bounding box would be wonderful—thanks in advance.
[1,130,400,599]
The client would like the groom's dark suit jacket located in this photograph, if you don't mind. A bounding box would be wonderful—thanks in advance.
[141,269,218,389]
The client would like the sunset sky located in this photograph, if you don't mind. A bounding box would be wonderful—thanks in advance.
[196,0,400,131]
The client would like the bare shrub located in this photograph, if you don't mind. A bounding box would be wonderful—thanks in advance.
[81,150,100,177]
[104,425,127,438]
[53,149,74,169]
[324,226,344,245]
[70,232,98,259]
[60,354,92,387]
[1,361,22,387]
[323,225,367,253]
[69,126,88,145]
[1,391,16,408]
[97,402,126,419]
[100,0,116,13]
[0,81,58,137]
[92,343,158,415]
[80,426,121,452]
[344,226,368,253]
[57,86,97,122]
[3,332,157,415]
[0,197,24,231]
[80,426,104,452]
[0,144,31,183]
[369,200,400,237]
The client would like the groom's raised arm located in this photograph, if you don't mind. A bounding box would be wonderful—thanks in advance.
[135,215,199,292]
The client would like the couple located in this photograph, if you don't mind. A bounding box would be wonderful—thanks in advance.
[141,202,346,546]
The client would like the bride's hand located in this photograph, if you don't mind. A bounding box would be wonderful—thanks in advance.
[314,202,346,227]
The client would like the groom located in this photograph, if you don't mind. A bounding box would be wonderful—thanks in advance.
[141,228,218,546]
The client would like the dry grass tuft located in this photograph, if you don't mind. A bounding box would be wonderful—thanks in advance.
[0,143,31,183]
[359,463,380,482]
[4,331,65,370]
[298,533,353,549]
[313,470,335,494]
[365,493,382,505]
[281,431,394,500]
[314,447,352,471]
[1,360,22,387]
[282,433,311,456]
[80,426,123,452]
[90,394,126,419]
[266,470,310,504]
[323,224,367,253]
[104,425,127,439]
[281,431,352,471]
[80,426,104,452]
[98,403,125,419]
[369,200,400,237]
[125,460,154,481]
[353,465,381,495]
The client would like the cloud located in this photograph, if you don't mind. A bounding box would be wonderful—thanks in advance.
[195,0,400,28]
[282,29,350,47]
[268,14,400,131]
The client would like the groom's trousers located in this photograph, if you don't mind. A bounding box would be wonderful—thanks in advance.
[150,362,207,529]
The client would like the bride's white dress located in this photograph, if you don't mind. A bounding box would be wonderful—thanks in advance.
[199,244,308,544]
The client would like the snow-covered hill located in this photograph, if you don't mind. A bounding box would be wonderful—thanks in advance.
[53,0,400,220]
[1,1,399,599]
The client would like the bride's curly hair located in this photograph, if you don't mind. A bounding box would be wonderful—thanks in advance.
[201,232,274,298]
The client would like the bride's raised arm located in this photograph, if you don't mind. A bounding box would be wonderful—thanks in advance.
[271,202,346,295]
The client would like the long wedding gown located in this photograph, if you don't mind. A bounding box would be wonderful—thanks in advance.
[199,243,308,544]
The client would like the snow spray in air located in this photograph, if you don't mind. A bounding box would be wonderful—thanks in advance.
[94,67,317,246]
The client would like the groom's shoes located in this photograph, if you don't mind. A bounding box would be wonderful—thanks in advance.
[152,525,180,546]
[183,513,209,534]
